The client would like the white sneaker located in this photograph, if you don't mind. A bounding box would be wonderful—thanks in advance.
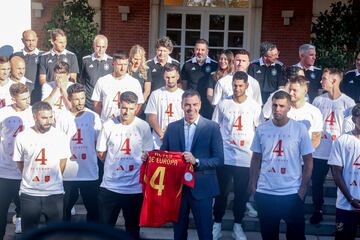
[246,202,258,217]
[212,222,222,240]
[71,206,76,216]
[232,223,247,240]
[15,217,22,234]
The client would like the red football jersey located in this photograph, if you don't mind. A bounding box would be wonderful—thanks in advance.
[139,150,195,227]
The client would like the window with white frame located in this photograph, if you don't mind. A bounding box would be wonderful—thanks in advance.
[161,0,250,65]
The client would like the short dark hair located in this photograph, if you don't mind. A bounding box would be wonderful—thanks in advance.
[288,75,309,89]
[32,101,52,115]
[113,50,129,61]
[155,37,174,52]
[233,49,250,59]
[195,39,209,47]
[0,56,9,64]
[272,90,291,103]
[53,61,69,74]
[163,63,179,73]
[9,83,29,97]
[120,91,138,104]
[323,68,343,81]
[50,28,66,41]
[260,41,277,57]
[232,71,248,83]
[182,89,201,101]
[285,66,304,80]
[67,83,85,98]
[352,104,360,117]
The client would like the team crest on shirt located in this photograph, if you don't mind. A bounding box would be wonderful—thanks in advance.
[104,63,110,71]
[256,69,261,74]
[191,67,196,71]
[48,59,53,63]
[184,172,193,181]
[349,79,354,84]
[35,57,39,64]
[205,66,211,73]
[62,57,69,63]
[310,72,316,79]
[271,68,277,76]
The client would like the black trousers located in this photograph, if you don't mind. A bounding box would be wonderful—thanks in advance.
[335,208,360,240]
[0,178,20,239]
[20,193,63,233]
[311,158,329,211]
[255,192,305,240]
[98,187,143,240]
[63,180,99,222]
[213,165,249,224]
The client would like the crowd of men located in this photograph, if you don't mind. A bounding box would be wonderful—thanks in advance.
[0,28,360,240]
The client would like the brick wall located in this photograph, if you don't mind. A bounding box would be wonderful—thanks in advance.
[101,0,150,56]
[31,0,62,50]
[261,0,313,66]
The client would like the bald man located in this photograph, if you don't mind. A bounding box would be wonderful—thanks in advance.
[79,35,113,110]
[12,30,43,85]
[10,56,34,92]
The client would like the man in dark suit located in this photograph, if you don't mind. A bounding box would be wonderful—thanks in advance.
[161,89,224,240]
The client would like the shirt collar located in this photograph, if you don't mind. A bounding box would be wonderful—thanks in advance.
[91,53,110,61]
[50,48,69,56]
[153,56,174,64]
[295,62,314,71]
[184,115,200,126]
[191,56,212,64]
[259,57,276,66]
[22,48,40,56]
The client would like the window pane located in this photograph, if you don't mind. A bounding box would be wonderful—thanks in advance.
[167,31,181,46]
[167,14,182,29]
[186,15,201,29]
[170,47,181,61]
[228,0,249,8]
[185,31,200,45]
[208,48,223,61]
[209,15,225,30]
[185,48,194,61]
[228,32,243,47]
[229,16,244,30]
[209,32,224,47]
[164,0,183,6]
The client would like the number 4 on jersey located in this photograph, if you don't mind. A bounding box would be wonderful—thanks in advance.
[273,140,284,157]
[165,103,174,117]
[150,166,165,196]
[35,148,47,165]
[233,116,243,131]
[120,138,131,155]
[325,111,336,126]
[72,129,83,144]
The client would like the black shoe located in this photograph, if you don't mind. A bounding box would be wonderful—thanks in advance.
[310,211,323,224]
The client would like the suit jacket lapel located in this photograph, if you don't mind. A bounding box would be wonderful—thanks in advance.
[179,119,185,152]
[190,116,204,151]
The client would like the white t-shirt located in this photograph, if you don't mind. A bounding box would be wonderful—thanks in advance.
[91,73,145,121]
[212,74,262,106]
[288,102,323,137]
[97,117,153,194]
[251,119,314,195]
[328,132,360,211]
[13,127,72,196]
[63,109,102,181]
[144,87,184,149]
[343,115,355,133]
[312,93,355,159]
[0,106,34,179]
[53,109,77,139]
[0,79,16,108]
[212,97,262,167]
[41,81,74,111]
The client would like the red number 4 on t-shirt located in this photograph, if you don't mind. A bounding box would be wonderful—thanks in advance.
[273,140,284,157]
[120,138,131,155]
[35,148,47,165]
